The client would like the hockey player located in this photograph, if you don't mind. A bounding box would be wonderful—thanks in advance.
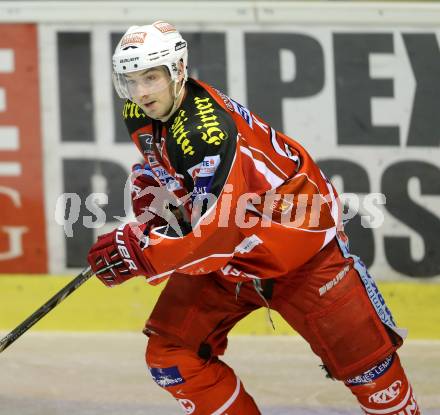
[87,21,420,414]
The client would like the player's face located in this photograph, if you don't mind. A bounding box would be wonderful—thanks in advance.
[125,67,174,119]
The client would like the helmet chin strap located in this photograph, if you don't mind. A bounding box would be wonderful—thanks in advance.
[157,78,186,123]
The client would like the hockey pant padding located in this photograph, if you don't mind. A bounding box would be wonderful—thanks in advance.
[272,240,402,380]
[146,334,261,415]
[145,239,403,382]
[346,353,420,415]
[304,283,398,380]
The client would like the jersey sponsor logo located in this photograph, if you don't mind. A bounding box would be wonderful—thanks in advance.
[154,166,172,181]
[193,185,208,195]
[148,164,182,191]
[187,155,220,180]
[191,176,214,202]
[154,167,170,179]
[199,155,220,177]
[194,96,229,145]
[346,355,394,385]
[120,32,147,48]
[189,155,221,203]
[177,399,195,414]
[212,87,234,112]
[150,366,185,387]
[123,101,146,119]
[368,380,402,404]
[230,98,253,128]
[170,109,195,156]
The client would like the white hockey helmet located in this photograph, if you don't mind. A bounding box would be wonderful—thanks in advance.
[112,21,188,99]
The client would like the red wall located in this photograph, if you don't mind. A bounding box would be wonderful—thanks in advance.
[0,24,47,273]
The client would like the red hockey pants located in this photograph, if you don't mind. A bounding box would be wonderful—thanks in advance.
[144,238,410,414]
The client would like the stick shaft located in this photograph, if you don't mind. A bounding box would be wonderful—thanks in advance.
[0,267,93,353]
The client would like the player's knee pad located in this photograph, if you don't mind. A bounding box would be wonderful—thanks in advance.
[345,353,420,415]
[145,335,260,414]
[306,283,401,380]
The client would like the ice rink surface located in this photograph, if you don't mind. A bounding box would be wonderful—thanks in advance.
[1,333,439,415]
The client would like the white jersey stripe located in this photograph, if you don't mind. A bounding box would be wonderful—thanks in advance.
[240,146,284,188]
[270,127,300,164]
[247,144,289,179]
[210,376,241,415]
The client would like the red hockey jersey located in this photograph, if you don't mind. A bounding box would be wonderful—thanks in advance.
[124,78,341,284]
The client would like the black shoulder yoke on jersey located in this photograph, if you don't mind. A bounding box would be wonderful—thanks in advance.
[122,79,238,196]
[163,78,237,194]
[123,99,152,135]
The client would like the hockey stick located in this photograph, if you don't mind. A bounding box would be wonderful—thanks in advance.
[0,261,122,354]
